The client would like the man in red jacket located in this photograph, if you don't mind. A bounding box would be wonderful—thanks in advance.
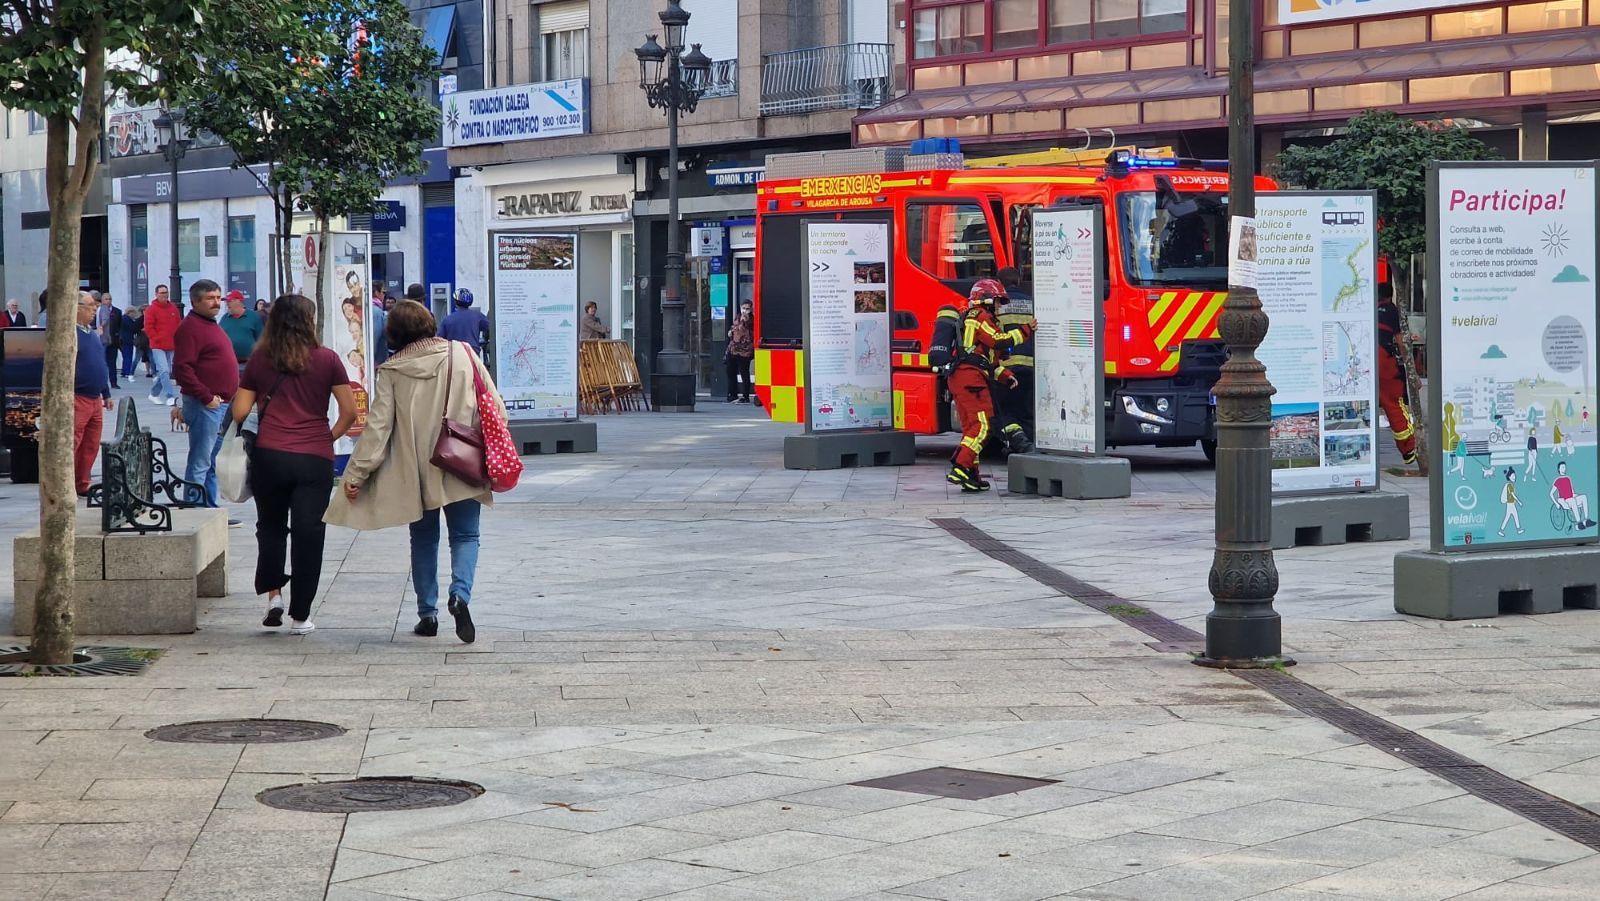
[173,280,238,507]
[144,284,182,406]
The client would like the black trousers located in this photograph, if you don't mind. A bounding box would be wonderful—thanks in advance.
[104,344,120,386]
[250,448,334,621]
[725,354,752,400]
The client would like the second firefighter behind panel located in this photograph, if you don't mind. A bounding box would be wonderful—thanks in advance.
[1377,282,1418,465]
[946,278,1036,492]
[993,267,1036,455]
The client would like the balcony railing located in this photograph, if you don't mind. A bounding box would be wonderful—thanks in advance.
[760,43,892,117]
[701,58,739,100]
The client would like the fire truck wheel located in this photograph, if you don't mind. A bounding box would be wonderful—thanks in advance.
[1200,438,1218,465]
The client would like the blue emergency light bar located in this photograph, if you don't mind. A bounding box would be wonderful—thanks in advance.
[1106,149,1230,176]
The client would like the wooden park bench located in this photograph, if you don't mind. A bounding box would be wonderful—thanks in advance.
[12,400,228,635]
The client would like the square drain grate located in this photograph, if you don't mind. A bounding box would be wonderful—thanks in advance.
[852,767,1059,801]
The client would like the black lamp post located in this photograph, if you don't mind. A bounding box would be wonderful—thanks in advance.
[152,108,191,304]
[635,0,711,412]
[1196,0,1287,668]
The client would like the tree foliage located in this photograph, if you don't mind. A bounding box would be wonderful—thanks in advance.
[0,0,303,664]
[1272,111,1500,262]
[179,0,440,295]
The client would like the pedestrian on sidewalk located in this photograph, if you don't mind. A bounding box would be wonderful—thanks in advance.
[118,305,143,382]
[1,298,26,328]
[326,300,508,645]
[73,292,114,496]
[233,294,358,637]
[173,279,238,508]
[219,290,264,371]
[725,301,754,403]
[145,284,181,405]
[580,301,609,340]
[96,292,122,389]
[437,288,489,357]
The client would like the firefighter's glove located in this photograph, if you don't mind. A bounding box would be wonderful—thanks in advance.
[998,368,1019,389]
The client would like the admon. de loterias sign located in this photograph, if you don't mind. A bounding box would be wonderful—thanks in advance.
[443,79,589,148]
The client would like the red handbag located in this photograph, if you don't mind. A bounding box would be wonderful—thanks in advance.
[429,342,489,487]
[467,348,523,492]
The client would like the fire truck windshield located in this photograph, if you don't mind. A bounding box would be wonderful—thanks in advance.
[1118,190,1230,287]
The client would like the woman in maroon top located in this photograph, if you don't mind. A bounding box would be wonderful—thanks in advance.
[230,295,357,635]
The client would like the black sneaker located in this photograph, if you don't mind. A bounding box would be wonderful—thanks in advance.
[447,596,475,644]
[413,617,438,637]
[262,602,284,628]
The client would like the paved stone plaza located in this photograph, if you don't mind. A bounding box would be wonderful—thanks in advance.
[6,395,1600,900]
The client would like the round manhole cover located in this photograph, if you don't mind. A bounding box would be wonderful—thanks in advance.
[257,778,484,813]
[145,719,347,744]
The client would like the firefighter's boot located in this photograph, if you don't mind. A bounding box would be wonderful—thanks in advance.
[947,464,990,492]
[1003,424,1035,455]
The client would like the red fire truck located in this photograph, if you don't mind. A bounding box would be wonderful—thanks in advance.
[752,150,1276,461]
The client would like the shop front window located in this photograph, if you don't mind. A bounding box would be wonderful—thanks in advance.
[1048,0,1187,45]
[911,0,1189,60]
[228,216,256,301]
[619,232,635,343]
[178,218,201,274]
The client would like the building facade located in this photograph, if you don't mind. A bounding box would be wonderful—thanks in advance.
[102,0,482,314]
[453,0,893,396]
[0,107,109,317]
[858,0,1600,162]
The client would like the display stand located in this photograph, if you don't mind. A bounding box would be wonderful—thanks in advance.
[1395,162,1600,620]
[784,219,908,472]
[1254,192,1407,549]
[1395,546,1600,619]
[509,419,598,455]
[1270,491,1409,549]
[1008,207,1127,499]
[1006,453,1129,499]
[491,232,596,455]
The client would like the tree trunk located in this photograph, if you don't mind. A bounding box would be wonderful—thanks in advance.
[315,215,330,310]
[275,184,294,297]
[33,29,107,665]
[1394,260,1429,476]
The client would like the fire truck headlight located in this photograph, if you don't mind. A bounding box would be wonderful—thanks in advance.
[1121,396,1173,426]
[1155,397,1171,414]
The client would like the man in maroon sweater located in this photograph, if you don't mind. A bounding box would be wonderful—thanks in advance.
[173,279,238,508]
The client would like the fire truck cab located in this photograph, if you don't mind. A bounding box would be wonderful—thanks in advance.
[752,150,1275,459]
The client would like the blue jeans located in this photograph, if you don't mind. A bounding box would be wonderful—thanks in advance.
[119,343,137,377]
[182,397,226,507]
[150,349,176,401]
[409,499,481,619]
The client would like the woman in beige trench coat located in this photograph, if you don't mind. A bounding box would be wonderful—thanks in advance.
[324,300,508,643]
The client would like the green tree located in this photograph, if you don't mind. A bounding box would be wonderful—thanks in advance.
[1273,112,1499,475]
[0,0,299,664]
[181,0,439,300]
[175,0,342,296]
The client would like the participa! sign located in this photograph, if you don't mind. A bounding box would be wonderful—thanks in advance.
[443,80,588,148]
[1428,163,1600,551]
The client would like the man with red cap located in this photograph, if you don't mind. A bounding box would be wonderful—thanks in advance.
[218,289,263,373]
[947,278,1034,492]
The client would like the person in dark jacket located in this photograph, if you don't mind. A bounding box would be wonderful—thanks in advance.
[2,299,26,328]
[73,292,114,496]
[97,292,123,389]
[118,305,144,382]
[436,288,489,356]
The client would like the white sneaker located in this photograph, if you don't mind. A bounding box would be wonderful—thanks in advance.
[147,392,161,404]
[167,397,178,407]
[289,620,316,635]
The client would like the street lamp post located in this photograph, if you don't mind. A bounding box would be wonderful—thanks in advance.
[635,0,711,412]
[152,109,191,304]
[1197,0,1288,668]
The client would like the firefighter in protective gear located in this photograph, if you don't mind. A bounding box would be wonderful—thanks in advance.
[994,267,1036,455]
[948,278,1035,491]
[1377,283,1418,465]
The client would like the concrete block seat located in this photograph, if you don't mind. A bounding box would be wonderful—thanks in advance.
[12,507,228,635]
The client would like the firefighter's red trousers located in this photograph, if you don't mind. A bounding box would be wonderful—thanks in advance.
[949,365,995,471]
[1378,350,1417,458]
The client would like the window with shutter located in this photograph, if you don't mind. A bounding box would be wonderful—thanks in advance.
[538,1,589,81]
